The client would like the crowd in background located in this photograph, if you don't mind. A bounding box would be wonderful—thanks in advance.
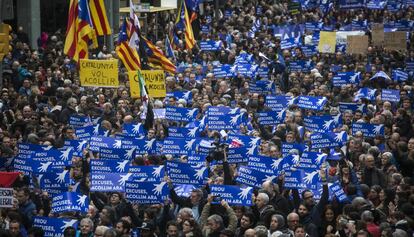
[1,0,414,237]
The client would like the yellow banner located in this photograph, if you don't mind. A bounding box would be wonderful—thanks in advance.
[79,59,119,87]
[318,31,337,54]
[128,70,166,98]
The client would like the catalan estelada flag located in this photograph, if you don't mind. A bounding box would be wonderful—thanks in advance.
[176,0,196,50]
[64,0,98,62]
[89,0,112,35]
[116,18,141,71]
[141,37,176,74]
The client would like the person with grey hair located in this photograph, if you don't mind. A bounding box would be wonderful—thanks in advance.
[362,154,386,187]
[253,192,275,223]
[76,218,94,237]
[177,207,194,222]
[361,210,380,237]
[59,97,77,123]
[103,228,117,237]
[167,179,205,222]
[200,195,237,236]
[94,226,109,237]
[254,225,268,237]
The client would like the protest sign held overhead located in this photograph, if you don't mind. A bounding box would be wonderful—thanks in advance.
[79,59,118,87]
[128,70,166,98]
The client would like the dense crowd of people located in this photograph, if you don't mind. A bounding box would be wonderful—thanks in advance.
[1,0,414,237]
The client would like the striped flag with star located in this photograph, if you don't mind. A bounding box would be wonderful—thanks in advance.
[88,0,111,35]
[116,18,141,71]
[176,0,196,50]
[64,0,98,61]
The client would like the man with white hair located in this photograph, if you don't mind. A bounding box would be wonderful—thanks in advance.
[77,218,94,237]
[253,192,275,223]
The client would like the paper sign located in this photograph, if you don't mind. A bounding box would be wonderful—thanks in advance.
[0,188,13,208]
[79,59,119,87]
[128,70,166,98]
[371,23,384,46]
[384,32,407,52]
[347,35,368,55]
[318,31,336,53]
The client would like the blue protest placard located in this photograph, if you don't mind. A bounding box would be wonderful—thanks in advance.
[381,89,400,103]
[206,106,246,130]
[89,136,122,152]
[296,96,327,110]
[99,147,136,160]
[329,181,348,202]
[289,60,313,73]
[166,161,207,185]
[311,131,348,149]
[284,168,321,190]
[235,64,259,78]
[247,154,282,175]
[166,106,199,123]
[64,139,88,157]
[90,173,130,192]
[339,0,366,9]
[257,110,285,125]
[235,52,254,64]
[227,134,261,148]
[75,125,94,140]
[387,2,401,12]
[125,181,169,204]
[303,114,342,133]
[123,138,156,155]
[281,142,307,156]
[265,95,294,111]
[69,115,91,128]
[210,185,253,206]
[51,192,89,214]
[187,154,206,167]
[122,123,146,137]
[33,217,78,237]
[18,143,54,158]
[256,67,269,79]
[201,24,210,34]
[91,124,110,137]
[30,159,67,174]
[13,155,32,175]
[162,138,197,155]
[128,165,165,182]
[225,147,250,163]
[235,166,276,188]
[301,45,318,57]
[36,169,70,193]
[213,64,236,78]
[249,80,274,94]
[297,151,327,169]
[338,102,367,113]
[351,20,368,30]
[366,0,386,9]
[280,153,301,171]
[392,69,408,82]
[90,159,131,173]
[32,147,73,165]
[168,127,201,138]
[332,72,361,87]
[167,90,193,102]
[354,88,377,101]
[200,40,222,51]
[305,22,324,32]
[352,123,384,138]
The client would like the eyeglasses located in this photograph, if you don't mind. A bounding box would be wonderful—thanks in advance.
[304,195,313,200]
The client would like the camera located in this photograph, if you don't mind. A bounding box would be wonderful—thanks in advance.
[206,141,229,163]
